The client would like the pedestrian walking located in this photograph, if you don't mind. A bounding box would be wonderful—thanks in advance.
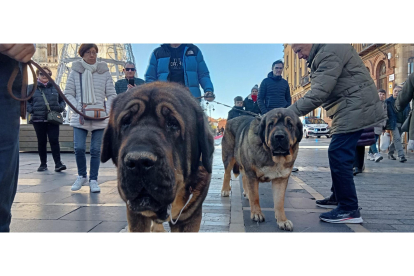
[244,84,261,115]
[227,96,245,120]
[257,60,291,114]
[395,72,414,141]
[385,85,410,162]
[289,44,386,224]
[367,89,387,162]
[27,66,67,172]
[114,61,144,94]
[0,43,36,232]
[64,44,117,193]
[145,44,215,102]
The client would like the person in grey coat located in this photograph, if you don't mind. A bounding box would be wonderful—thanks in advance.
[395,72,414,140]
[289,44,386,224]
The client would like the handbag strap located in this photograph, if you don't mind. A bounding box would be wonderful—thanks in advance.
[40,89,52,113]
[79,72,84,108]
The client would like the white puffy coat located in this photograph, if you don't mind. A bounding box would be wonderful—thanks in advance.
[64,60,117,132]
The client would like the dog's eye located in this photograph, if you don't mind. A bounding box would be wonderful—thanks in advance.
[121,117,131,131]
[287,123,294,130]
[166,118,180,132]
[268,122,274,128]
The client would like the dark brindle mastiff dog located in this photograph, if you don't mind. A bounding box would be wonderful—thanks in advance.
[101,82,214,232]
[221,108,302,231]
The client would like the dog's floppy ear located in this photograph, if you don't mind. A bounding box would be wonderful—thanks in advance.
[256,116,267,145]
[196,110,214,173]
[295,117,303,144]
[101,123,114,164]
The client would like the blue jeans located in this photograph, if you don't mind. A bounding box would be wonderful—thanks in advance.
[368,134,380,154]
[73,127,104,181]
[0,57,21,232]
[328,130,363,211]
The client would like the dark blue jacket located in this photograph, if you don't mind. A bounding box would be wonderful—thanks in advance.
[385,96,410,130]
[257,72,291,114]
[227,106,245,121]
[243,95,261,115]
[145,44,214,98]
[27,82,66,122]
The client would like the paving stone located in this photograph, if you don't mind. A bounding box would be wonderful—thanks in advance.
[59,206,127,222]
[362,223,397,231]
[89,221,128,232]
[13,192,73,204]
[10,219,101,232]
[11,204,81,220]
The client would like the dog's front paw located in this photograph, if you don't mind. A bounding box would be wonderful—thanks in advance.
[221,189,231,197]
[277,219,293,231]
[251,211,265,222]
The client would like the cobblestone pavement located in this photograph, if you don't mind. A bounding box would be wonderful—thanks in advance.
[11,137,414,232]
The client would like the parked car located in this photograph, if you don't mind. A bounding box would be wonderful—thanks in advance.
[302,117,331,138]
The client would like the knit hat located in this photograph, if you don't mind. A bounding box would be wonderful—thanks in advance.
[234,96,243,103]
[251,84,259,92]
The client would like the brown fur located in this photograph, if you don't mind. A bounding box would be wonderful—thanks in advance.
[101,82,214,232]
[221,109,303,231]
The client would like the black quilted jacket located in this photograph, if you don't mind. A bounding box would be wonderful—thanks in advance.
[27,82,66,122]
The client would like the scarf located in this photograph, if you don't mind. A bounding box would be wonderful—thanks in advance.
[80,59,98,105]
[37,78,48,86]
[251,95,258,102]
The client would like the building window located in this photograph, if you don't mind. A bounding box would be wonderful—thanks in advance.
[286,54,289,68]
[294,54,297,71]
[294,70,297,88]
[377,61,387,90]
[408,57,414,77]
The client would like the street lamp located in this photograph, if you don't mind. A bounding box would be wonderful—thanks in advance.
[205,102,215,123]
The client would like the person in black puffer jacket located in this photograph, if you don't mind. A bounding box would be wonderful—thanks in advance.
[257,60,291,114]
[244,84,261,115]
[227,96,245,120]
[27,66,66,172]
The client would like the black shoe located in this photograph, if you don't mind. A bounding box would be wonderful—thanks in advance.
[319,207,363,224]
[388,154,396,160]
[399,157,407,163]
[316,197,338,209]
[292,167,299,172]
[37,164,48,171]
[55,162,67,172]
[353,167,362,176]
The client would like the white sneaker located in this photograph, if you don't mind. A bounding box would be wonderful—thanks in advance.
[71,176,87,191]
[374,153,383,162]
[367,153,375,161]
[89,180,101,193]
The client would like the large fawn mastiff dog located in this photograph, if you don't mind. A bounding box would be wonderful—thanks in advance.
[221,109,302,231]
[101,82,214,232]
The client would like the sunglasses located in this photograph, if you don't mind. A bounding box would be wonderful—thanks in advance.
[125,68,136,72]
[39,72,52,76]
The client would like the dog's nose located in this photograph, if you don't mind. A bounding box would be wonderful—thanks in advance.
[274,133,285,141]
[124,152,157,171]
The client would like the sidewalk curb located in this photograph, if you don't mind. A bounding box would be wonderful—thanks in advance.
[229,176,245,232]
[291,175,370,233]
